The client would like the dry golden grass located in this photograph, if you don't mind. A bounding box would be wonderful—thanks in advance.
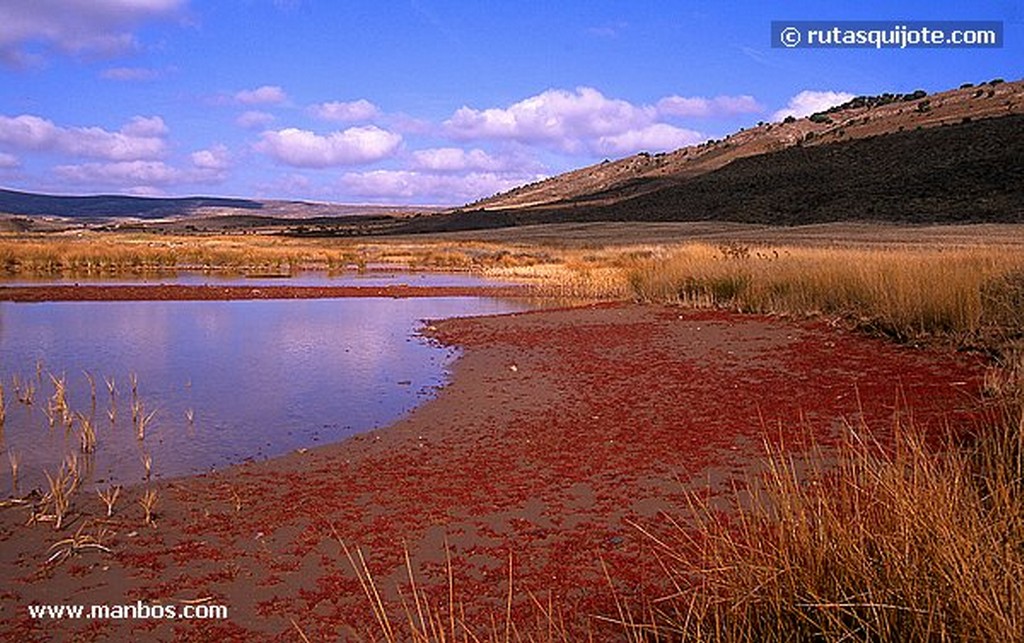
[617,243,1024,341]
[0,232,559,276]
[5,232,1024,345]
[331,526,603,643]
[138,488,157,526]
[37,459,78,530]
[97,484,121,517]
[634,381,1024,641]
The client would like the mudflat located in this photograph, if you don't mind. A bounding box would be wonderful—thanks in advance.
[0,302,983,640]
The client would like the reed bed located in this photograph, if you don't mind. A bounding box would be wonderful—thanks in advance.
[0,233,560,277]
[615,243,1024,341]
[634,379,1024,641]
[2,370,168,536]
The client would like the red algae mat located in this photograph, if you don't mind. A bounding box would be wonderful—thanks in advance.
[0,302,985,640]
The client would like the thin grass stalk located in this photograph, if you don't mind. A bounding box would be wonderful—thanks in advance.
[138,488,157,525]
[7,449,19,496]
[97,485,121,517]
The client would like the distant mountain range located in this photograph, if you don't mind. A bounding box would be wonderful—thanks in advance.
[0,190,431,223]
[0,191,263,220]
[2,77,1022,233]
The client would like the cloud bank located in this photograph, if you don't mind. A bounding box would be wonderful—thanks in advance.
[256,125,402,168]
[772,90,856,121]
[0,0,187,67]
[0,114,168,160]
[444,86,704,155]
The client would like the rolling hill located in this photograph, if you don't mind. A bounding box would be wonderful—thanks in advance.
[392,77,1023,233]
[0,189,432,224]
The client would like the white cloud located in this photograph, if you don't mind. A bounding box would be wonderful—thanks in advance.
[772,90,856,121]
[235,85,288,105]
[121,115,169,138]
[0,152,18,168]
[443,86,707,156]
[190,144,231,171]
[256,125,402,168]
[445,87,653,151]
[595,123,703,155]
[0,0,186,66]
[0,114,167,160]
[338,170,538,204]
[656,94,762,118]
[236,110,276,129]
[309,99,380,122]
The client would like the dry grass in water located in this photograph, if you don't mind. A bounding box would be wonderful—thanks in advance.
[141,452,152,481]
[48,373,71,427]
[138,488,158,526]
[37,458,79,530]
[77,413,97,453]
[136,406,157,441]
[13,375,35,406]
[83,370,96,406]
[7,449,20,496]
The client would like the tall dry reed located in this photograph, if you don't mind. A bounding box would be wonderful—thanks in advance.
[622,244,1024,340]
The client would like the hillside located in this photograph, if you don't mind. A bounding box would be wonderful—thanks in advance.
[392,112,1022,233]
[470,77,1023,212]
[378,78,1024,234]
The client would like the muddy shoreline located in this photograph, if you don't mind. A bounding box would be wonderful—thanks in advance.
[0,299,985,640]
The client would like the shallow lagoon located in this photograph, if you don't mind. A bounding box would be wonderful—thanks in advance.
[0,292,531,493]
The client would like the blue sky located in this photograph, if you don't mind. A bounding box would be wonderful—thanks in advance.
[0,1,1019,205]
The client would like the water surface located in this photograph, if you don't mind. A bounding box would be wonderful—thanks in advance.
[0,294,530,493]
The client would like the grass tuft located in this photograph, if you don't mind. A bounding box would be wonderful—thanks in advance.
[138,488,158,526]
[97,485,121,517]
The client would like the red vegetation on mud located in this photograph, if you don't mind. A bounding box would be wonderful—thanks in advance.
[0,302,984,640]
